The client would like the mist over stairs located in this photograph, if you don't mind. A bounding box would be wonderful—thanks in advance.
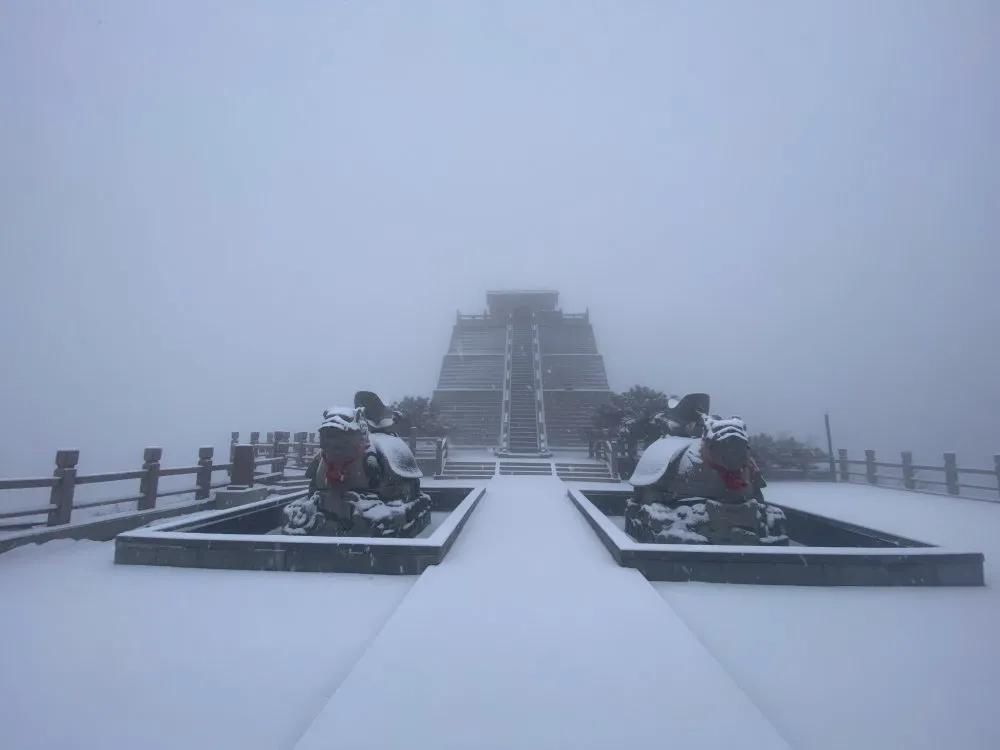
[432,290,611,458]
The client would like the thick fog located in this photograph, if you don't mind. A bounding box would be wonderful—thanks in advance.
[2,1,998,477]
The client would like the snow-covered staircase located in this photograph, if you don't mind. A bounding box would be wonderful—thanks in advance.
[507,314,540,454]
[440,461,496,480]
[554,462,617,482]
[498,461,553,476]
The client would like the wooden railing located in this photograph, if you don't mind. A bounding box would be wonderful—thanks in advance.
[499,317,513,453]
[230,430,450,476]
[413,435,449,476]
[837,449,1000,503]
[531,317,550,455]
[1,423,451,537]
[0,446,236,532]
[591,438,623,480]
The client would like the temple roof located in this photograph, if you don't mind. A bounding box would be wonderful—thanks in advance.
[486,289,559,316]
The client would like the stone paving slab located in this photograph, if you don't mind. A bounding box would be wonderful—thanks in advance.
[294,477,789,750]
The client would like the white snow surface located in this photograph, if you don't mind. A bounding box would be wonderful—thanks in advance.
[1,479,997,749]
[0,540,413,750]
[655,482,1000,750]
[627,435,692,486]
[295,476,788,750]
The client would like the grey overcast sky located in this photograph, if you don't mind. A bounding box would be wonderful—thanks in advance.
[1,0,998,474]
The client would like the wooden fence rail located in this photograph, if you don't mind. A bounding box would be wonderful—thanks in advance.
[0,427,449,547]
[0,446,241,532]
[837,448,1000,502]
[587,436,999,503]
[230,430,448,475]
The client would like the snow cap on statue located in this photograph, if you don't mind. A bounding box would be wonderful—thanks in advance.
[319,407,362,432]
[704,415,749,443]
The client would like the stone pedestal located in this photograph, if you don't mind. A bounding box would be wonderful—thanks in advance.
[282,491,432,538]
[624,497,788,546]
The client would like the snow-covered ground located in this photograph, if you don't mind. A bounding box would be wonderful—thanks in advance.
[295,476,787,750]
[654,483,1000,750]
[0,541,413,750]
[1,480,997,749]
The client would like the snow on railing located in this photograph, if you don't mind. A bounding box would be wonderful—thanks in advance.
[836,449,1000,502]
[1,424,449,546]
[589,438,621,480]
[531,315,550,455]
[0,446,240,532]
[499,315,513,453]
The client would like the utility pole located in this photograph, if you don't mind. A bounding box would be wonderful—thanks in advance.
[824,413,836,480]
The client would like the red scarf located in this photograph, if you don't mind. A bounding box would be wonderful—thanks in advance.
[702,443,750,491]
[323,441,368,486]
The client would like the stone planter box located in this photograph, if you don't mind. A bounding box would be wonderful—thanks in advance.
[115,485,484,575]
[569,488,984,587]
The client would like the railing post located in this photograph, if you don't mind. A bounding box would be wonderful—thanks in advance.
[196,447,214,500]
[409,426,418,455]
[230,432,239,463]
[944,452,960,496]
[295,431,307,468]
[250,432,260,456]
[47,449,79,526]
[139,447,162,510]
[232,445,255,488]
[864,450,877,484]
[901,451,915,490]
[838,449,849,482]
[435,438,444,475]
[276,456,287,478]
[994,454,1000,500]
[271,432,283,474]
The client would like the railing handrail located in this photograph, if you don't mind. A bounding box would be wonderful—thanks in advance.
[0,444,258,529]
[836,448,1000,502]
[499,315,513,453]
[531,315,549,454]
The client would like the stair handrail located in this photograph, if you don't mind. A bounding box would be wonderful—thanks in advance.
[601,438,620,480]
[531,315,551,455]
[435,436,449,476]
[499,314,513,453]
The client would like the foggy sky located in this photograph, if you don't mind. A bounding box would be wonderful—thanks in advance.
[2,0,998,476]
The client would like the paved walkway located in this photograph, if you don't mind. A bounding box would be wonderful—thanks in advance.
[295,477,789,749]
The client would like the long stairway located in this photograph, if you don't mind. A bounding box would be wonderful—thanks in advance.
[440,461,496,480]
[498,460,552,476]
[554,462,616,482]
[507,314,540,453]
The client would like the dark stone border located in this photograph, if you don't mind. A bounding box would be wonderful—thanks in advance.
[115,486,485,575]
[569,488,984,586]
